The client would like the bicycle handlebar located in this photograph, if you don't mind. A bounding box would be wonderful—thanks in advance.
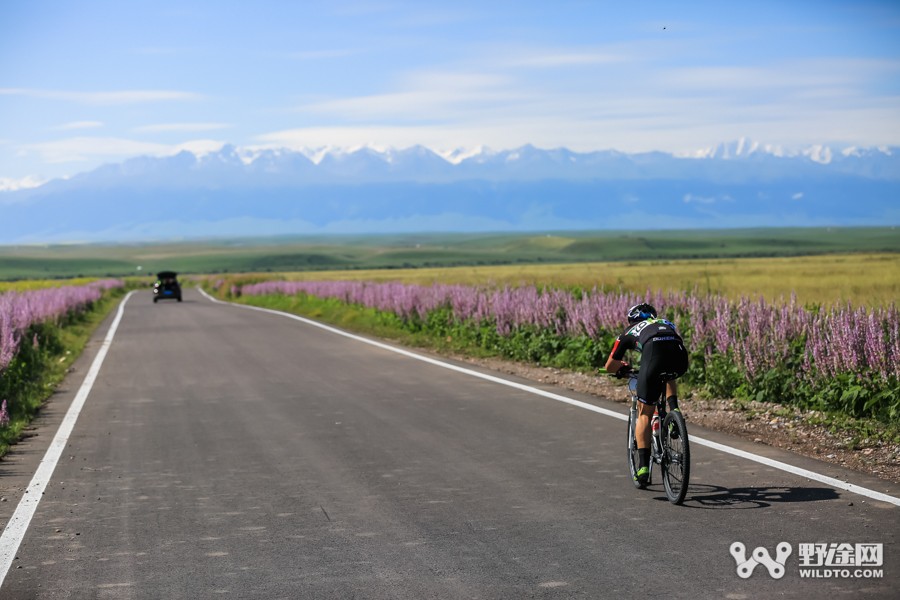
[601,367,639,379]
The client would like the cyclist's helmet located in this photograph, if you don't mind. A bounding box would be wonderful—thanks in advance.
[627,303,657,324]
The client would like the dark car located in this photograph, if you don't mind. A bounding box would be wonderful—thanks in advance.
[153,271,182,303]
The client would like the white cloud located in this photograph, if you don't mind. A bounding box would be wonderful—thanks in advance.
[23,137,170,163]
[503,51,628,68]
[57,121,104,130]
[173,139,228,155]
[683,193,734,205]
[5,29,899,181]
[272,45,898,154]
[660,65,835,91]
[255,124,535,154]
[792,192,804,200]
[257,126,453,151]
[683,193,717,205]
[296,71,515,122]
[132,123,231,134]
[0,175,47,192]
[0,88,202,105]
[22,137,226,164]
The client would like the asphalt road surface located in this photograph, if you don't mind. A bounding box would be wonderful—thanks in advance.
[1,288,898,599]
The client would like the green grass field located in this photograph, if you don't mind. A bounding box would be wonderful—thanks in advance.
[1,227,897,281]
[237,253,899,307]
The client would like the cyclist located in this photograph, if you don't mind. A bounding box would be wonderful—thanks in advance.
[604,303,688,486]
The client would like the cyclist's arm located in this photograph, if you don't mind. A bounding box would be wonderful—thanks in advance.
[604,335,631,374]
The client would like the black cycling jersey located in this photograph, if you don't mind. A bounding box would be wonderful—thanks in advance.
[611,317,688,403]
[610,318,683,361]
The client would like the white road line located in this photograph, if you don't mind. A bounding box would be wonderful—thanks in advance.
[0,291,134,589]
[199,287,900,508]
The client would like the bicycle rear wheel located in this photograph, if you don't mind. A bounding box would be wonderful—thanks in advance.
[661,410,690,504]
[627,407,649,488]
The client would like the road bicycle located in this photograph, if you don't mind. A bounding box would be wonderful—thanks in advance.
[623,370,690,504]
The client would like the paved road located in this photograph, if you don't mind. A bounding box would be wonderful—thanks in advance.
[1,288,897,599]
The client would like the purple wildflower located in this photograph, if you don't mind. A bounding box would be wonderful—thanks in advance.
[237,279,900,388]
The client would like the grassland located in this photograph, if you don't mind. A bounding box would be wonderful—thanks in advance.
[215,253,900,307]
[0,277,102,293]
[1,226,897,282]
[2,227,897,305]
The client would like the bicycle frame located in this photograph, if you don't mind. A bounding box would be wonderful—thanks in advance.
[625,371,691,504]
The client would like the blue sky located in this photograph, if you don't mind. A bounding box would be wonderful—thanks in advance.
[1,0,899,187]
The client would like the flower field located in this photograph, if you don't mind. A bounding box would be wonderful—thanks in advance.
[0,280,124,445]
[0,280,123,373]
[232,279,900,423]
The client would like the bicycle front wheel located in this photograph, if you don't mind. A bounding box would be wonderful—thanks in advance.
[661,410,690,504]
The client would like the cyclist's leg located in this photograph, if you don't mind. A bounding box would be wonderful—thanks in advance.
[637,342,667,407]
[633,399,655,482]
[666,380,679,411]
[634,352,658,452]
[635,346,665,475]
[635,399,655,449]
[664,341,690,410]
[666,380,678,396]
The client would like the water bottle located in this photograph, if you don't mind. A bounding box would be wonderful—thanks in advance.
[651,413,660,437]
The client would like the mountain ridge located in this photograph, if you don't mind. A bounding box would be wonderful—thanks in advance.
[4,140,899,192]
[1,141,897,243]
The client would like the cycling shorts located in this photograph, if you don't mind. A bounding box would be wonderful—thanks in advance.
[637,337,689,404]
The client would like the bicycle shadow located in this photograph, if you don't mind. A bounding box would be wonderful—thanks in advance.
[651,484,841,509]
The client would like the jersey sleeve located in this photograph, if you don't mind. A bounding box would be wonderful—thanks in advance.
[610,334,633,361]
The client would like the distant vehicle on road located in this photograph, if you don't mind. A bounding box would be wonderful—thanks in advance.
[153,271,182,303]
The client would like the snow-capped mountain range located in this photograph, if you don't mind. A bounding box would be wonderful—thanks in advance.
[1,140,897,243]
[679,137,895,163]
[71,139,900,183]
